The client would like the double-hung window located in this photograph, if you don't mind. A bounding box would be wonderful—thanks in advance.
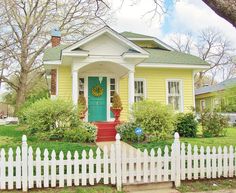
[134,79,146,102]
[167,80,183,111]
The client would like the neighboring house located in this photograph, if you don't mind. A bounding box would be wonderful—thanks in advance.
[195,78,236,112]
[43,26,209,122]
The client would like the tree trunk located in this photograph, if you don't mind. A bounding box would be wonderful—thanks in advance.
[15,71,28,114]
[202,0,236,27]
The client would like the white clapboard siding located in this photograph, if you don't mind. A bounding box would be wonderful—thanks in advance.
[0,133,235,192]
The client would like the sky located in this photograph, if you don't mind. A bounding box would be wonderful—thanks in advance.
[109,0,236,46]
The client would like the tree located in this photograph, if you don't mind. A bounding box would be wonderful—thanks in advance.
[202,0,236,28]
[169,28,235,88]
[0,0,110,113]
[220,85,236,113]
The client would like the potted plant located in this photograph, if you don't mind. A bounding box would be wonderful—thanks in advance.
[78,94,87,120]
[110,92,123,123]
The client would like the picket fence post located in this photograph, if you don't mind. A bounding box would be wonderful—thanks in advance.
[174,132,181,187]
[22,135,28,192]
[115,133,122,191]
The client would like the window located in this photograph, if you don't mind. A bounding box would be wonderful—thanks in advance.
[135,79,146,102]
[110,78,116,103]
[200,99,206,111]
[167,80,183,111]
[79,78,84,95]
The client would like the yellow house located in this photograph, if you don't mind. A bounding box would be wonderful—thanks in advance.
[43,26,209,122]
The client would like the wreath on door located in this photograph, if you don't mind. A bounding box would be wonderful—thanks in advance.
[92,84,103,97]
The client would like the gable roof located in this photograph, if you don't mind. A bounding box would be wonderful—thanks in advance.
[62,26,149,55]
[121,31,155,39]
[143,48,208,65]
[195,78,236,95]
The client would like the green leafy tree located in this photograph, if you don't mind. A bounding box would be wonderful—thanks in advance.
[221,85,236,112]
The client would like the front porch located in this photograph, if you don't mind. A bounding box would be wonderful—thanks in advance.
[72,61,135,122]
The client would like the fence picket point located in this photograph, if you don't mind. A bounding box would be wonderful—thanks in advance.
[95,148,101,183]
[15,147,21,189]
[229,146,234,177]
[193,145,198,180]
[81,150,87,186]
[51,150,57,187]
[187,144,192,180]
[218,146,223,178]
[150,149,155,183]
[43,149,49,188]
[157,148,162,182]
[164,146,169,181]
[122,145,127,184]
[115,133,122,191]
[143,149,149,183]
[74,151,79,186]
[103,146,109,185]
[0,149,6,190]
[181,143,186,180]
[36,148,42,188]
[8,148,14,189]
[67,151,72,186]
[223,146,228,177]
[59,151,65,187]
[110,144,116,185]
[212,147,217,178]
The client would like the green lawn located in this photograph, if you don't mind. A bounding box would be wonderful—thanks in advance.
[0,125,96,155]
[178,178,236,192]
[132,127,236,152]
[1,185,123,193]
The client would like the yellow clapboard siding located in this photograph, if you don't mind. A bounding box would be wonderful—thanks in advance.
[119,76,129,121]
[119,68,194,120]
[58,66,72,100]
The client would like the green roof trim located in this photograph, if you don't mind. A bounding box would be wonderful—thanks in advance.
[121,31,155,39]
[43,44,68,61]
[143,48,208,65]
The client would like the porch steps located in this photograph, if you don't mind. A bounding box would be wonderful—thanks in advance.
[94,122,118,142]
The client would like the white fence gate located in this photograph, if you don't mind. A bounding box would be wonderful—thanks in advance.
[0,133,236,192]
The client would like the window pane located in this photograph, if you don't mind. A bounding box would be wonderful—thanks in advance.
[110,85,115,90]
[110,78,115,84]
[79,78,84,95]
[168,96,180,111]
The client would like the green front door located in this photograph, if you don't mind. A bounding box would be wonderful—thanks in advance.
[88,77,107,122]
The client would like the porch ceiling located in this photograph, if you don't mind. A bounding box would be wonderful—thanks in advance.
[78,61,130,77]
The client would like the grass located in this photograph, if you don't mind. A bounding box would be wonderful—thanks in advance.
[0,125,96,155]
[0,185,123,193]
[178,178,236,192]
[132,127,236,152]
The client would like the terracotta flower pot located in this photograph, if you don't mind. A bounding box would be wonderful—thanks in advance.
[110,107,123,123]
[80,108,88,120]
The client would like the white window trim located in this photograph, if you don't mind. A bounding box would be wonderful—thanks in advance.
[134,78,147,101]
[166,79,184,112]
[200,99,206,111]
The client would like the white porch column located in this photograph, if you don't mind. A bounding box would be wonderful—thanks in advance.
[128,70,135,107]
[72,70,78,106]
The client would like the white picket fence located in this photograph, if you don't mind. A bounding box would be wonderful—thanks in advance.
[0,133,236,192]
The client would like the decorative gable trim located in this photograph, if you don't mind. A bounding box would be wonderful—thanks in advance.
[62,26,149,56]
